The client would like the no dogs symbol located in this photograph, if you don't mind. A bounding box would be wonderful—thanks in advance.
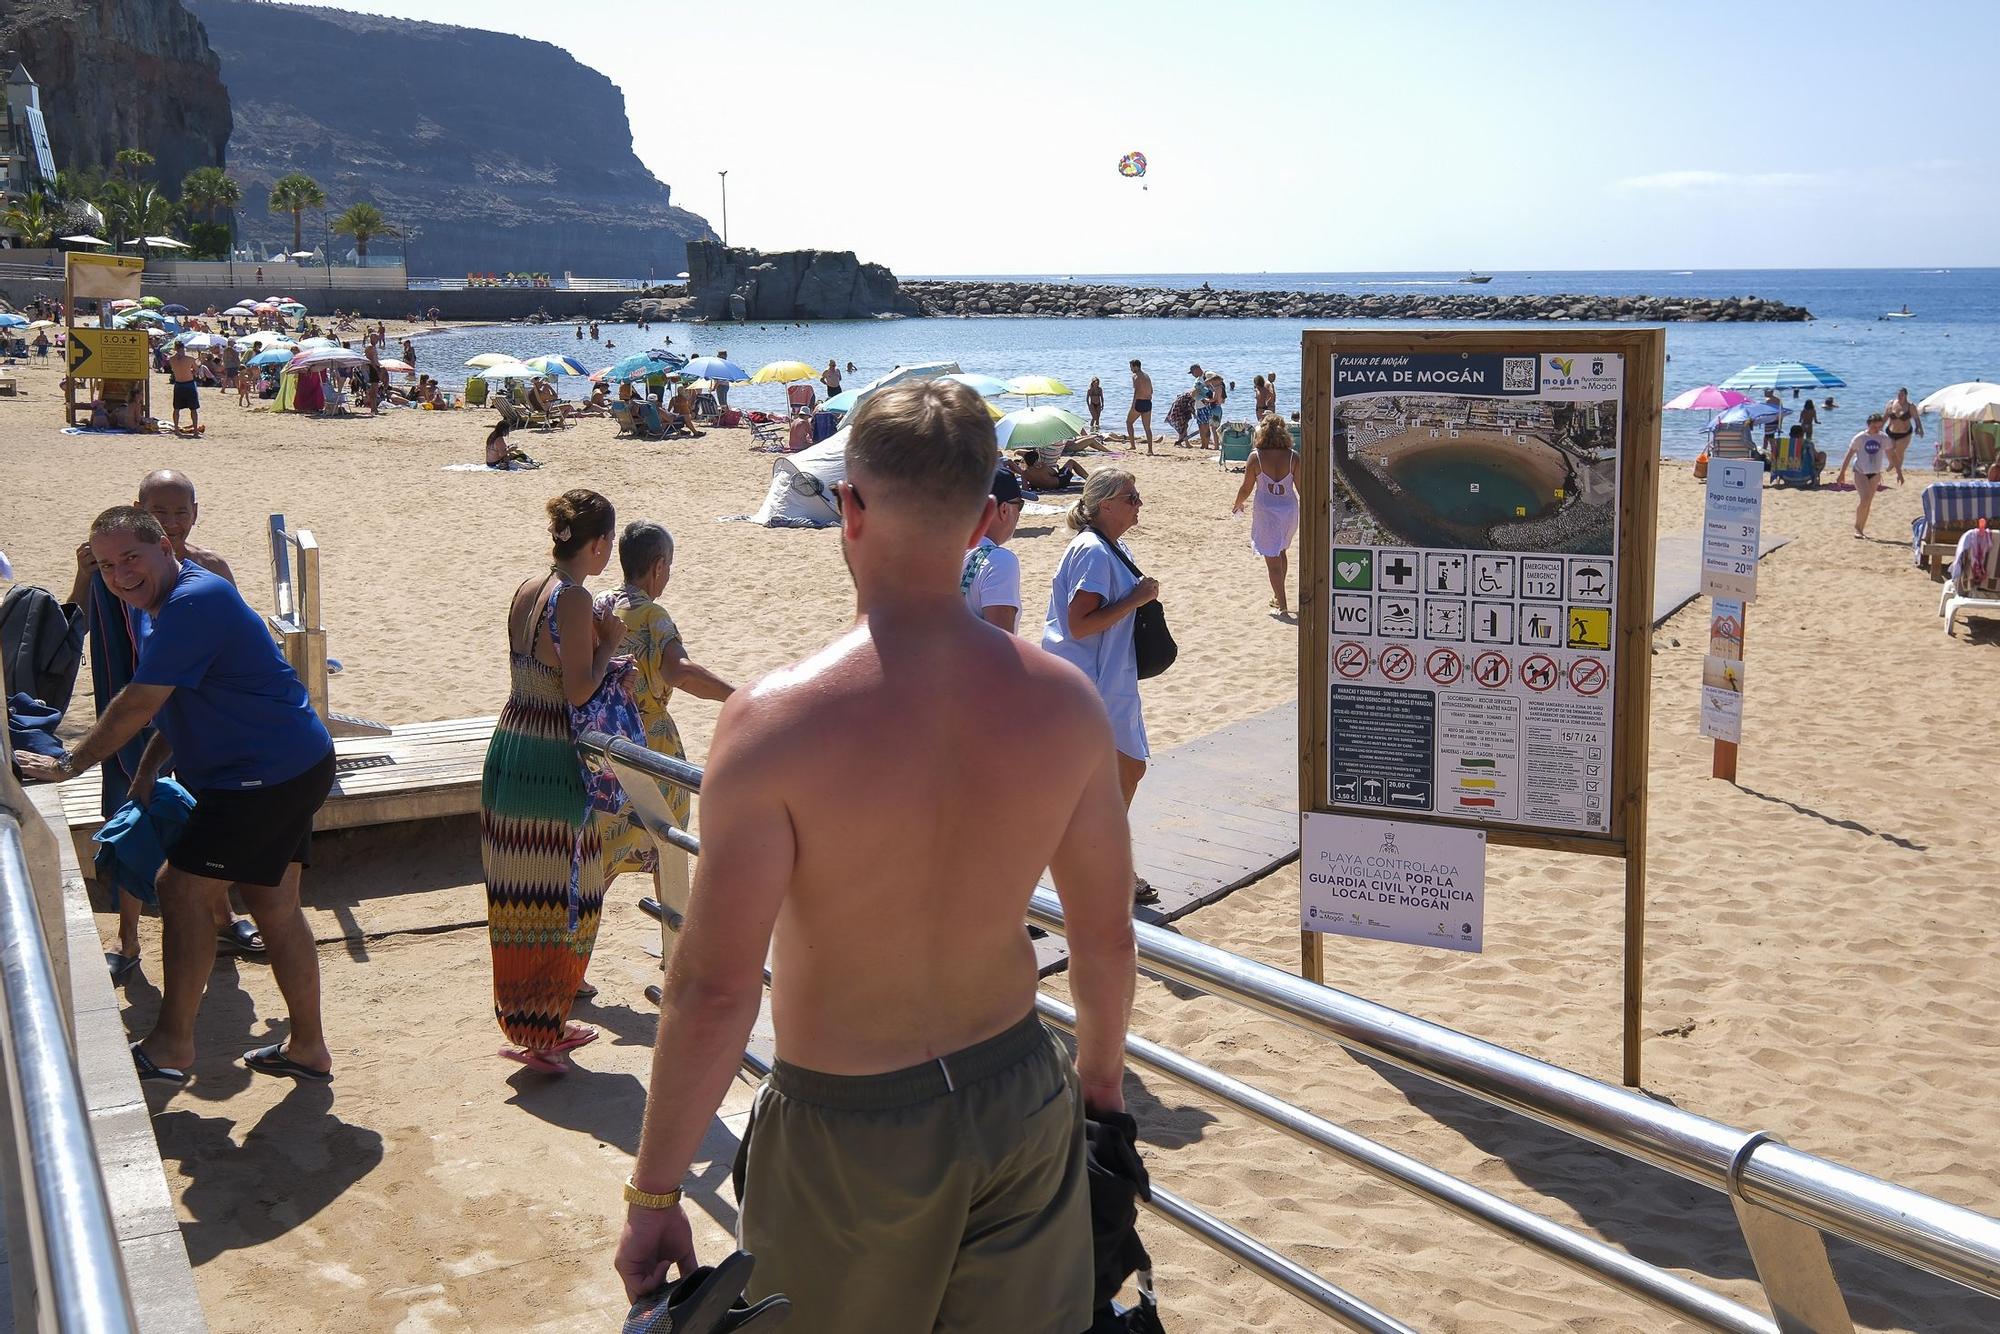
[1520,654,1559,692]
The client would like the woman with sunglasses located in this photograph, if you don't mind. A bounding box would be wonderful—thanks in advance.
[1041,468,1161,904]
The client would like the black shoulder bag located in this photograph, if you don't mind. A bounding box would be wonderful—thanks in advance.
[1091,530,1177,680]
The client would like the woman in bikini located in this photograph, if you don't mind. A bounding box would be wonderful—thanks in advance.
[1882,388,1922,485]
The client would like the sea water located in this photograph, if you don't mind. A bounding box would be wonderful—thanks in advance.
[412,268,2000,460]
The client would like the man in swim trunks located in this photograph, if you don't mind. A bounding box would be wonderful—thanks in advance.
[616,379,1136,1334]
[166,342,201,436]
[1126,358,1154,454]
[1836,413,1894,537]
[1882,387,1922,485]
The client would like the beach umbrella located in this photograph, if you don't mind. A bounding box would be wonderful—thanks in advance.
[466,352,518,369]
[125,308,165,323]
[247,348,295,367]
[296,337,342,350]
[821,389,859,414]
[0,313,25,329]
[108,298,140,311]
[1664,385,1748,411]
[178,331,227,350]
[268,296,300,304]
[680,355,750,382]
[468,360,540,381]
[222,305,254,317]
[597,350,686,382]
[1004,374,1073,398]
[834,361,963,412]
[142,236,190,250]
[161,303,190,315]
[750,359,819,384]
[522,354,591,377]
[27,320,59,330]
[377,357,414,374]
[940,373,1013,398]
[277,302,307,315]
[995,406,1088,450]
[1711,401,1788,427]
[252,303,279,314]
[1918,382,2000,423]
[238,331,295,348]
[287,347,368,372]
[136,295,163,308]
[1719,361,1845,391]
[60,234,109,246]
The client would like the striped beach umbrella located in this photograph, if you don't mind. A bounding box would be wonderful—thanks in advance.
[1719,361,1845,391]
[680,355,750,382]
[523,354,591,377]
[995,407,1088,449]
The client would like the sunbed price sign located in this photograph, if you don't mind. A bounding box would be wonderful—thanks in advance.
[1297,330,1664,1084]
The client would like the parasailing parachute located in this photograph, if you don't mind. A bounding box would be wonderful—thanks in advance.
[1118,151,1147,179]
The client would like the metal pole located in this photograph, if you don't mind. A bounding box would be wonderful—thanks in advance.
[718,170,728,247]
[0,817,138,1333]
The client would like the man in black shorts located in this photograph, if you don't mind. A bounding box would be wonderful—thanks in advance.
[166,342,202,436]
[19,507,338,1085]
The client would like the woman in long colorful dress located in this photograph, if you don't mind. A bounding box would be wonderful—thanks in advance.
[483,489,628,1073]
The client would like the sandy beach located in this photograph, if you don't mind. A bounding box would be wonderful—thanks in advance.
[3,350,1997,1331]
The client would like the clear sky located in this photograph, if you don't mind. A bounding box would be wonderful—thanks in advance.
[330,0,1997,273]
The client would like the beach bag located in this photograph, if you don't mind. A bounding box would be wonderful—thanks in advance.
[1091,531,1176,680]
[1693,452,1709,480]
[0,584,87,716]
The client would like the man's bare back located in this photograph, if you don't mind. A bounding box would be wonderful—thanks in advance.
[715,605,1123,1073]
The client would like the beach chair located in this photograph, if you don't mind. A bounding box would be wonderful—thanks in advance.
[786,384,817,417]
[1767,432,1822,489]
[1218,424,1253,470]
[611,403,635,437]
[750,417,789,451]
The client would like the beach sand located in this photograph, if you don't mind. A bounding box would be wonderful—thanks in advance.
[3,362,1997,1332]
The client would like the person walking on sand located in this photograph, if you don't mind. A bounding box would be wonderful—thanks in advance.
[166,342,202,436]
[1253,374,1276,419]
[1085,376,1105,433]
[822,358,843,398]
[1042,468,1161,905]
[963,467,1026,634]
[1233,416,1301,617]
[1188,364,1217,449]
[482,490,631,1074]
[1125,359,1154,453]
[615,381,1136,1332]
[18,507,337,1085]
[1836,413,1894,537]
[1883,387,1923,485]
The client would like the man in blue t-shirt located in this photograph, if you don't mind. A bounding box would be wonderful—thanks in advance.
[18,506,337,1087]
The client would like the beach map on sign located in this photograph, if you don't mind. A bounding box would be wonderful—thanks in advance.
[1326,351,1624,836]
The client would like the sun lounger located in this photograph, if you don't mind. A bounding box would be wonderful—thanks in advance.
[1218,424,1253,470]
[1940,577,2000,637]
[1911,481,2000,580]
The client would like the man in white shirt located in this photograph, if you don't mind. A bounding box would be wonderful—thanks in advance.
[962,468,1024,633]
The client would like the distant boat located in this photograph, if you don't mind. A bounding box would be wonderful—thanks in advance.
[1881,305,1915,320]
[1460,272,1494,284]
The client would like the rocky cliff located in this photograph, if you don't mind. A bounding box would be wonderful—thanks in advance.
[685,242,919,322]
[0,0,230,186]
[185,0,712,277]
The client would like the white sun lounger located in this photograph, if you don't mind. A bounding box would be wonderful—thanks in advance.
[1939,577,2000,637]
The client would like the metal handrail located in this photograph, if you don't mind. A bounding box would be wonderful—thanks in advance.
[1019,887,2000,1304]
[0,813,138,1332]
[583,731,2000,1325]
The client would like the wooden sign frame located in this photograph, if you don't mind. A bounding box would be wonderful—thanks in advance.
[63,252,148,428]
[1296,328,1664,1085]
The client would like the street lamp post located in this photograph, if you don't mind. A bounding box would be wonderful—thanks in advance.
[718,170,729,247]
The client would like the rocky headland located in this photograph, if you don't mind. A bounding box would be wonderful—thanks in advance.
[901,280,1812,322]
[185,0,712,277]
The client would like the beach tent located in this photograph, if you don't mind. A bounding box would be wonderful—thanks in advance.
[750,429,849,527]
[825,361,963,415]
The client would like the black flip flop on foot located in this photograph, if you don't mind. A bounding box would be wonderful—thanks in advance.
[106,950,140,985]
[243,1042,332,1082]
[1133,879,1161,906]
[131,1043,188,1085]
[218,919,266,957]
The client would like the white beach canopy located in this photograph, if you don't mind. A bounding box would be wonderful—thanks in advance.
[1919,382,2000,423]
[751,429,849,527]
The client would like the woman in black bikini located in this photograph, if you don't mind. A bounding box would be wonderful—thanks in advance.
[1883,387,1922,485]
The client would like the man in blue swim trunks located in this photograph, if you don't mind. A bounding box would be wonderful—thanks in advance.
[19,506,337,1085]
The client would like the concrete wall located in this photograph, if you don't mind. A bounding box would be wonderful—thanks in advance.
[0,278,634,322]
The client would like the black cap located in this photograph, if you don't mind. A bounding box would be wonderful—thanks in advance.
[991,468,1024,505]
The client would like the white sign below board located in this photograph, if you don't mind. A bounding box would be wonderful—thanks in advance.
[1300,812,1487,953]
[1701,459,1764,601]
[1699,654,1746,743]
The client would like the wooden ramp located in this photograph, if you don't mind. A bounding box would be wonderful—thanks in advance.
[59,715,494,854]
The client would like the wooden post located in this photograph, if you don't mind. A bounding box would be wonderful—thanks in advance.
[1297,331,1330,988]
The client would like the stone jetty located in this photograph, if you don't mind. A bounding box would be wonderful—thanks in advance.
[898,280,1811,323]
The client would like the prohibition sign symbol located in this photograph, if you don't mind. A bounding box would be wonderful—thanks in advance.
[1334,642,1370,679]
[1569,658,1609,696]
[1520,653,1559,692]
[1379,645,1416,682]
[1471,651,1510,689]
[1424,647,1461,686]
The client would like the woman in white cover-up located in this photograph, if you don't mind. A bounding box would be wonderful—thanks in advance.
[1232,415,1299,616]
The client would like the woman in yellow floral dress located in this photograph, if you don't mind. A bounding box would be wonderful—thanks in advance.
[599,521,736,876]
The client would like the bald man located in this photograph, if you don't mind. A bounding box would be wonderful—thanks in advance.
[69,471,259,980]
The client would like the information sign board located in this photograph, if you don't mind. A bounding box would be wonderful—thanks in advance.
[1301,813,1486,952]
[65,252,143,301]
[67,327,150,380]
[1701,459,1764,601]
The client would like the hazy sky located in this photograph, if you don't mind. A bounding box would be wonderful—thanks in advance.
[329,0,1997,273]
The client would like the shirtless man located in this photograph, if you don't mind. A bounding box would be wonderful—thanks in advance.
[1125,358,1154,454]
[364,338,384,415]
[615,380,1136,1333]
[166,343,202,436]
[1882,387,1923,485]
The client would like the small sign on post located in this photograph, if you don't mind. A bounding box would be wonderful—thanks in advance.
[1700,459,1764,779]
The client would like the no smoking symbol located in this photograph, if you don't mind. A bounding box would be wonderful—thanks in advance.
[1521,654,1558,692]
[1334,642,1370,679]
[1569,658,1608,695]
[1425,648,1461,685]
[1379,646,1415,682]
[1472,652,1510,689]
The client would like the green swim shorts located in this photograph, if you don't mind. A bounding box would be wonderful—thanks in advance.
[732,1011,1092,1334]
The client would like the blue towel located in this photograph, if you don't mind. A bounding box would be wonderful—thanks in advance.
[91,779,195,906]
[6,690,64,758]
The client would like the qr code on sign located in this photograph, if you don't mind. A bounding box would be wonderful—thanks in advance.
[1502,358,1536,392]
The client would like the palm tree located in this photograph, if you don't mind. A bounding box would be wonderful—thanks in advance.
[266,172,326,254]
[330,201,400,261]
[113,148,156,182]
[1,193,57,247]
[99,182,182,248]
[180,167,241,226]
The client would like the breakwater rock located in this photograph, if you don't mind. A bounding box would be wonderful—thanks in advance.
[683,242,920,322]
[901,281,1811,323]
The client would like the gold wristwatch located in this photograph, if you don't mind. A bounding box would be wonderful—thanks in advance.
[622,1178,684,1210]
